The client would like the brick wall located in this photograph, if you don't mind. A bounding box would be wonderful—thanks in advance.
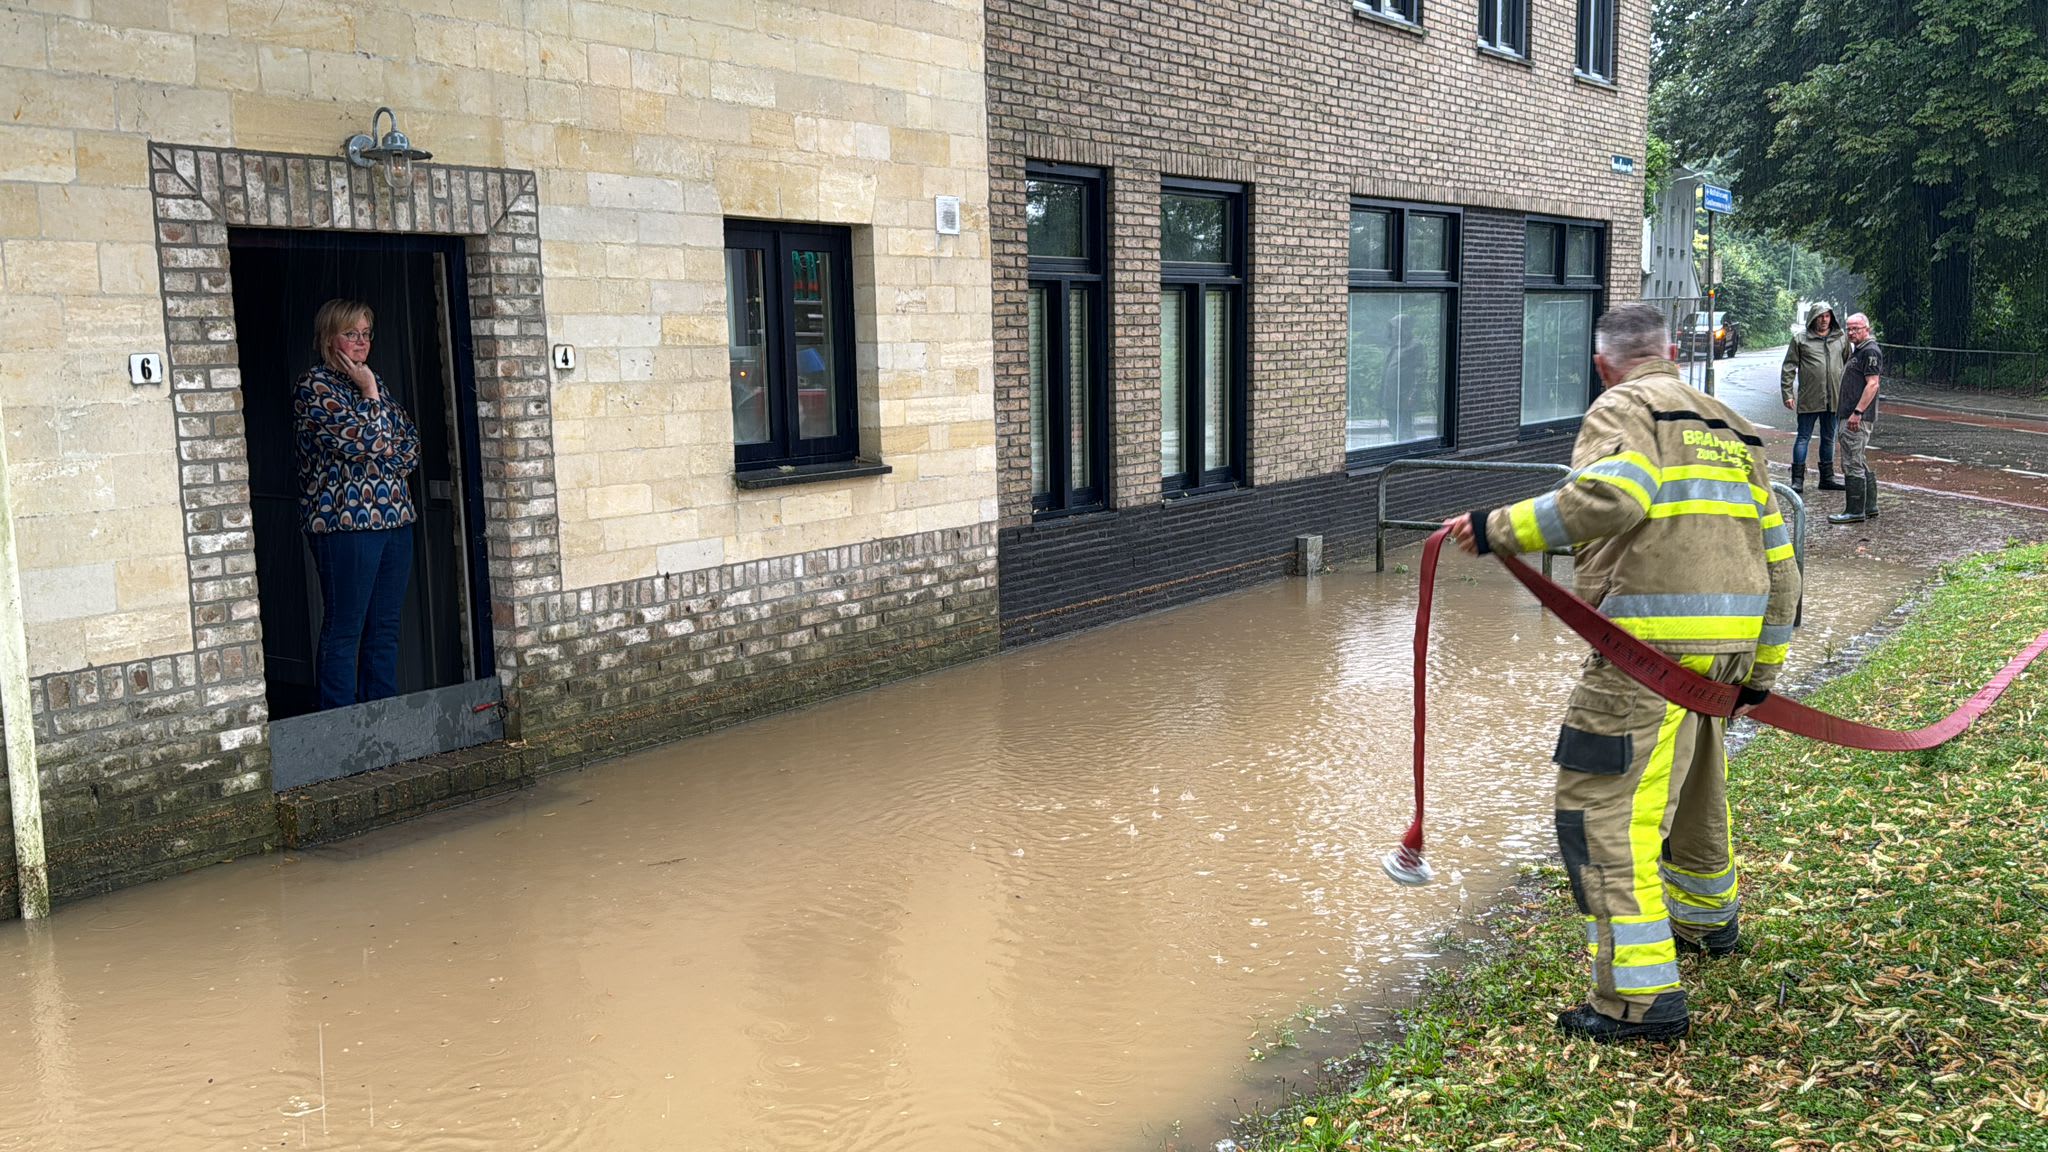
[987,0,1648,631]
[514,523,998,756]
[999,442,1575,646]
[6,655,272,904]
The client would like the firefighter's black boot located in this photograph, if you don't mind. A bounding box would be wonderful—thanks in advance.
[1864,469,1879,519]
[1556,992,1691,1045]
[1789,462,1806,493]
[1828,476,1867,524]
[1675,917,1741,958]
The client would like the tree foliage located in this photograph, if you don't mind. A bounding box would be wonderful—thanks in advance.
[1654,0,2048,351]
[1711,225,1826,342]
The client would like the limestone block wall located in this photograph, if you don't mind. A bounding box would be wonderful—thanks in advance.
[2,0,994,668]
[0,1,998,909]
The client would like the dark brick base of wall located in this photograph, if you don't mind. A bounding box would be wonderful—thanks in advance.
[1000,443,1573,646]
[2,654,274,914]
[507,524,999,742]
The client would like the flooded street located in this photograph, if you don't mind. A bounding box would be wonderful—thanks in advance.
[0,551,1920,1152]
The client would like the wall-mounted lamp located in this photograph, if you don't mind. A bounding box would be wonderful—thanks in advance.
[344,106,433,193]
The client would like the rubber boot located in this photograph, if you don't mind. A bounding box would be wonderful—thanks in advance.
[1556,991,1691,1045]
[1789,462,1806,493]
[1817,458,1846,491]
[1864,469,1879,519]
[1676,916,1741,958]
[1828,476,1867,524]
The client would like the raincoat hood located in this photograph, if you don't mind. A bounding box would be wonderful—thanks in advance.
[1804,304,1839,337]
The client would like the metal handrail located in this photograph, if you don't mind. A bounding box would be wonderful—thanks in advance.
[1373,459,1809,583]
[1773,481,1806,579]
[1374,459,1573,573]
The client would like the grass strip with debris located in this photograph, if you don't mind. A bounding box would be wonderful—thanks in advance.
[1250,541,2048,1152]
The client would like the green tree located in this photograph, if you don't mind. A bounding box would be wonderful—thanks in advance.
[1654,0,2048,351]
[1643,132,1673,217]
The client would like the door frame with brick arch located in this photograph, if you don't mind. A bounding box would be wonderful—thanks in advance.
[145,143,562,780]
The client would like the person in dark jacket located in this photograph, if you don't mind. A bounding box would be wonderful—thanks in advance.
[1828,314,1885,524]
[1779,304,1849,492]
[293,298,422,710]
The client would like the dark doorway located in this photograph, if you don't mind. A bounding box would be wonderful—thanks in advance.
[228,229,500,789]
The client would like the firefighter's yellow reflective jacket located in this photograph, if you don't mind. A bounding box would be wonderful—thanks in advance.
[1474,359,1801,691]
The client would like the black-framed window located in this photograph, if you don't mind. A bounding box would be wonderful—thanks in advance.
[1348,201,1458,463]
[1355,0,1421,24]
[1160,179,1247,493]
[724,221,859,470]
[1575,0,1616,82]
[1027,163,1110,516]
[1479,0,1529,56]
[1521,218,1607,426]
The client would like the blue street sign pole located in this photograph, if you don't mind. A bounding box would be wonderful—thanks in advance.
[1699,184,1734,395]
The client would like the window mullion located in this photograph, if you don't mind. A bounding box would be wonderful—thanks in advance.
[1186,282,1206,482]
[1220,282,1236,479]
[772,236,799,460]
[1051,280,1075,508]
[1087,281,1107,503]
[830,233,857,455]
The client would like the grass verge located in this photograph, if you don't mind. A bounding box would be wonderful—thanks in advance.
[1247,542,2048,1152]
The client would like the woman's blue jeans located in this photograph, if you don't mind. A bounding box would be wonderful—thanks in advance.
[308,526,413,710]
[1792,410,1836,474]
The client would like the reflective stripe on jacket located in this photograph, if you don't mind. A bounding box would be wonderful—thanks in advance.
[1474,359,1801,691]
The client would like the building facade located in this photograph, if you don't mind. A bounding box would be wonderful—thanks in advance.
[1645,165,1704,301]
[987,0,1651,642]
[0,2,995,913]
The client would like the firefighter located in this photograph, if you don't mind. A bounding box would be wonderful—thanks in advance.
[1443,303,1801,1044]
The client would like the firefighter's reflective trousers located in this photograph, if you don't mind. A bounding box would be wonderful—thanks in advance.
[1552,650,1751,1022]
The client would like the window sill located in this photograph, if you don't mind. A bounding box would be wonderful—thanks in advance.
[1162,480,1250,505]
[1573,70,1619,91]
[1517,418,1584,442]
[1345,440,1454,476]
[733,458,892,490]
[1029,504,1115,527]
[1476,42,1532,66]
[1352,5,1425,35]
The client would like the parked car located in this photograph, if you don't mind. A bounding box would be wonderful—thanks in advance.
[1681,311,1742,359]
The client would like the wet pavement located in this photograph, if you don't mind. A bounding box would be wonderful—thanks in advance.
[0,542,1935,1152]
[1717,346,2048,501]
[1709,346,2048,565]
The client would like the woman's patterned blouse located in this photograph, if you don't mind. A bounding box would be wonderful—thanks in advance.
[292,363,423,534]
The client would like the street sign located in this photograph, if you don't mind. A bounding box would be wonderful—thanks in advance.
[1610,155,1636,175]
[1702,184,1735,214]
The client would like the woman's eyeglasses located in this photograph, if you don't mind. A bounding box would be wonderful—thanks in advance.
[340,329,374,342]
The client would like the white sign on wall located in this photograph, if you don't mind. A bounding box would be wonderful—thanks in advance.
[128,353,163,385]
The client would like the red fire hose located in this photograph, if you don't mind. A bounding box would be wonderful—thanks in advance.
[1384,527,2048,885]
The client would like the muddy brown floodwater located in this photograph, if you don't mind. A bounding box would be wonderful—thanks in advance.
[0,551,1920,1152]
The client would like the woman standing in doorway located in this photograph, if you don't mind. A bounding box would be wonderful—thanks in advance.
[293,298,422,710]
